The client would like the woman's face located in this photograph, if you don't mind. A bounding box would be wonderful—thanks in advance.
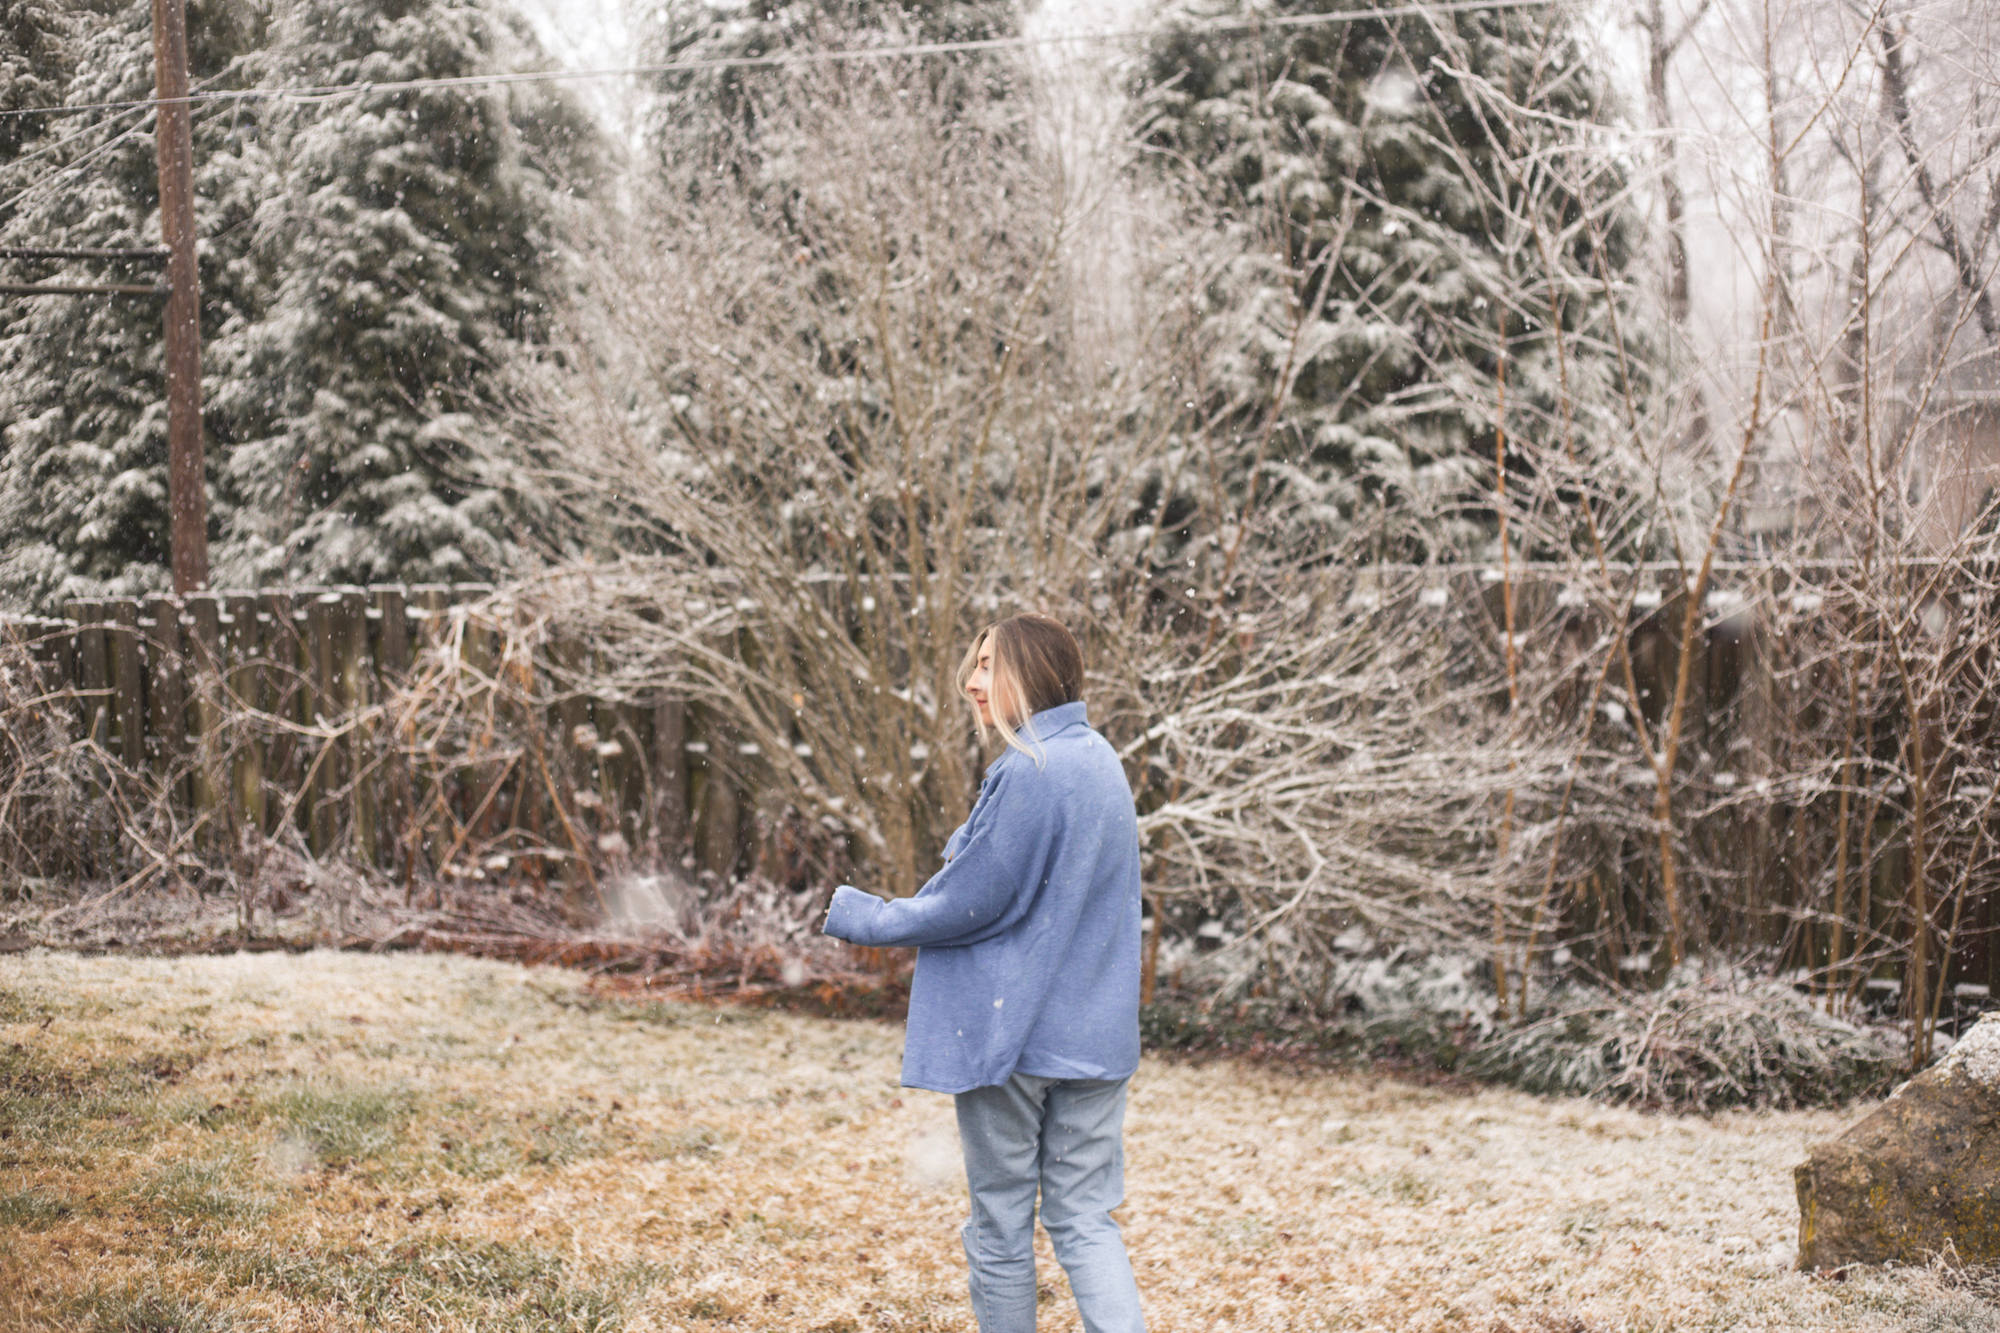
[965,637,1000,728]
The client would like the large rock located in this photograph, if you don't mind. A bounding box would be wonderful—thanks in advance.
[1796,1013,2000,1268]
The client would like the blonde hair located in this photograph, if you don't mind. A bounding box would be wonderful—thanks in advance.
[957,613,1085,763]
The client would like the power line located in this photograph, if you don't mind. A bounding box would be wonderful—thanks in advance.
[0,100,150,170]
[0,281,161,295]
[0,245,166,261]
[0,0,1564,121]
[0,109,156,222]
[0,62,235,223]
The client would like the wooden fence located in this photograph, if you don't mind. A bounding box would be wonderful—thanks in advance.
[5,565,1998,1022]
[0,584,751,897]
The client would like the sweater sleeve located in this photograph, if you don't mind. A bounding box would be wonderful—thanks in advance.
[821,764,1057,950]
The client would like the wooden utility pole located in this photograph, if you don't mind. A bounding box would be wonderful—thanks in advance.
[150,0,206,593]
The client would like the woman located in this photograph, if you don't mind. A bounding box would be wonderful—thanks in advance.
[821,612,1146,1333]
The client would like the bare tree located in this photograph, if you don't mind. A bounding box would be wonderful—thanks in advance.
[498,5,1659,998]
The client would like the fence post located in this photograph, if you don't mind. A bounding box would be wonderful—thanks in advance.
[408,585,448,653]
[589,655,632,868]
[696,719,741,880]
[462,598,495,682]
[65,601,116,875]
[547,627,601,912]
[460,600,501,860]
[514,599,547,894]
[372,585,409,680]
[617,697,646,860]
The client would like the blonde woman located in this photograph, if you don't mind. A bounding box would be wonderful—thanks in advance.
[821,613,1145,1333]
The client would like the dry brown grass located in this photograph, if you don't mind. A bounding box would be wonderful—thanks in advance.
[0,951,1993,1333]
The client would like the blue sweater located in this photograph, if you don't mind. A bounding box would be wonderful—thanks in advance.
[821,701,1143,1094]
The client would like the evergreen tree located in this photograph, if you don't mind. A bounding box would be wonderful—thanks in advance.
[1138,0,1650,561]
[211,0,594,587]
[0,0,78,166]
[0,0,265,606]
[0,0,596,609]
[643,0,1015,188]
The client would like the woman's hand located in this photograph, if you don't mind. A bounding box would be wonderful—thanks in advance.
[821,884,863,936]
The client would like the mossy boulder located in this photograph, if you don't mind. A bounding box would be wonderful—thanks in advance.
[1795,1013,2000,1268]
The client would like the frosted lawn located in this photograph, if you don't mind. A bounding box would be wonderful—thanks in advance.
[0,951,1992,1332]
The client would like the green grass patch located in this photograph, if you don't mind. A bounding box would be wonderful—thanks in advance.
[132,1157,264,1228]
[0,1040,211,1159]
[205,1235,624,1327]
[437,1131,526,1181]
[0,1186,70,1230]
[264,1084,417,1171]
[506,1284,624,1332]
[517,1108,605,1168]
[64,1287,234,1333]
[545,988,750,1030]
[0,986,52,1024]
[430,1112,730,1181]
[0,986,111,1025]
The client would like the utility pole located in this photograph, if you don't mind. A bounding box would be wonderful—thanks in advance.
[150,0,206,593]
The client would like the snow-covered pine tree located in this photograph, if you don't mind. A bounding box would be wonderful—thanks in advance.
[643,0,1014,192]
[0,0,78,166]
[210,0,595,588]
[0,0,595,609]
[1138,0,1651,562]
[0,0,267,607]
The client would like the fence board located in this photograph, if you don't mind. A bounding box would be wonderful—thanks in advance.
[225,593,265,839]
[652,695,687,857]
[67,600,108,746]
[373,585,408,680]
[109,600,144,768]
[336,589,376,867]
[144,596,185,806]
[305,592,337,855]
[261,592,302,830]
[186,595,224,841]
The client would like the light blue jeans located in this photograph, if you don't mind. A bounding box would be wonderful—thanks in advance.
[954,1073,1146,1333]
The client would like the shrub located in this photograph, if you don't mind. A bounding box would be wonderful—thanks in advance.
[1468,966,1904,1112]
[1144,951,1904,1113]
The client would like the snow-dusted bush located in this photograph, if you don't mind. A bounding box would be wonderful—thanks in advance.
[1466,965,1903,1111]
[1143,941,1900,1112]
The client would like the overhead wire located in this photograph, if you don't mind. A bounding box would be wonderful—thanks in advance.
[0,64,244,252]
[0,0,1564,265]
[0,110,157,222]
[0,0,1565,121]
[0,100,152,176]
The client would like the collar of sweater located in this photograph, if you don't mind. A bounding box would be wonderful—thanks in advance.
[1021,700,1089,740]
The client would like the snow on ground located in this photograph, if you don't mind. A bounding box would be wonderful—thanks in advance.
[0,950,1994,1332]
